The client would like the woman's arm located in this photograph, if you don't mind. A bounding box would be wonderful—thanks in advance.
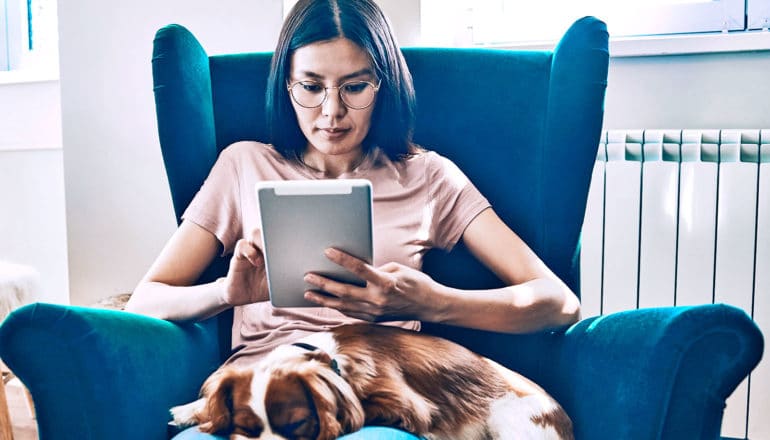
[303,208,580,333]
[432,208,581,332]
[125,221,268,323]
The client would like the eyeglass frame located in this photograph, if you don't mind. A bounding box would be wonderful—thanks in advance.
[286,79,382,110]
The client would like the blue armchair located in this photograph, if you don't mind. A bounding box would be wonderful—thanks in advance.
[0,17,763,440]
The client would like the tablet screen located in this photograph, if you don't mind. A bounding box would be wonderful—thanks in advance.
[256,179,373,307]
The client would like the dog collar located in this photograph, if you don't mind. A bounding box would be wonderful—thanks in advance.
[292,342,342,376]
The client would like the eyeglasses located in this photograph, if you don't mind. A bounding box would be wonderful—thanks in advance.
[287,79,381,110]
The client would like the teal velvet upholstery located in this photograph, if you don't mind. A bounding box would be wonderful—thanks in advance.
[0,17,763,440]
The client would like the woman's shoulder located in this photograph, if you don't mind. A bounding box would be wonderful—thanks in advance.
[403,148,458,176]
[399,147,438,167]
[217,141,306,180]
[220,140,281,160]
[218,141,295,168]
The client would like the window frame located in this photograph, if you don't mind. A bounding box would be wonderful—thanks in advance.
[420,0,770,56]
[598,0,745,37]
[1,0,30,71]
[2,0,11,70]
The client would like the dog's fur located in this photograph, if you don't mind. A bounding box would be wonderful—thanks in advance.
[171,324,573,440]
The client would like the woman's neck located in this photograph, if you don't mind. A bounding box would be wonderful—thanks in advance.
[301,150,366,178]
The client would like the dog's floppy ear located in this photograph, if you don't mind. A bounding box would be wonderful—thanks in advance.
[303,365,365,439]
[266,367,364,440]
[197,367,263,437]
[265,372,321,439]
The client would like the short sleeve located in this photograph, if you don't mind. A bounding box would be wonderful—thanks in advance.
[428,153,491,250]
[181,148,243,255]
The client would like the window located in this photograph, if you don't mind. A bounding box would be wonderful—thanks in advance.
[1,0,58,72]
[421,0,770,47]
[749,0,770,29]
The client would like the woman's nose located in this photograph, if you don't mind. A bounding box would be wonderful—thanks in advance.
[321,88,346,117]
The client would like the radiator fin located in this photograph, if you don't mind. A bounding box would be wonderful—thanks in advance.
[750,137,770,438]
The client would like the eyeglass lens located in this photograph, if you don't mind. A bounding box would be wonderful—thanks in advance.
[289,81,377,109]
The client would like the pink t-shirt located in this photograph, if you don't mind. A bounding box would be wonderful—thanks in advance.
[183,141,490,366]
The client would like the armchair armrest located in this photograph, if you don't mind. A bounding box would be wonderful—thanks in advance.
[382,304,763,440]
[554,304,763,440]
[0,303,222,440]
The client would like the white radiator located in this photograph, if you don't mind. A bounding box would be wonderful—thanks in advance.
[580,129,769,440]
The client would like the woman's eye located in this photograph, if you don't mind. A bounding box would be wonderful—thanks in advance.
[342,82,368,94]
[301,82,323,93]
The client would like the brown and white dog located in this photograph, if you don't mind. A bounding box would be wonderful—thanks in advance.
[171,324,573,440]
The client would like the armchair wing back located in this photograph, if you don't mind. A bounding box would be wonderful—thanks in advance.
[152,17,608,296]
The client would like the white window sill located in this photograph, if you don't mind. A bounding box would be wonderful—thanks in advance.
[0,67,59,85]
[0,144,62,152]
[482,29,770,57]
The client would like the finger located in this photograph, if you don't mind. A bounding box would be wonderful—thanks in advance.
[341,311,378,322]
[379,262,403,273]
[247,228,263,249]
[303,273,358,299]
[304,291,377,321]
[304,290,360,311]
[303,290,339,307]
[324,248,390,286]
[234,239,263,267]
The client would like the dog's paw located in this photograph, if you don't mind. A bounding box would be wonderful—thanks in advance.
[170,398,206,427]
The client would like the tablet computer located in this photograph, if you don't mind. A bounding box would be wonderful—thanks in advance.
[256,179,373,308]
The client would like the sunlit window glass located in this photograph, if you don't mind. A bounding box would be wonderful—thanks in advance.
[421,0,748,46]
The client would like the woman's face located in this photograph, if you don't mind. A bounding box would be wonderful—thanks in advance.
[288,37,377,162]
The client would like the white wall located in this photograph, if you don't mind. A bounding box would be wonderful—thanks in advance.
[377,0,421,46]
[0,79,62,150]
[604,51,770,130]
[58,1,283,305]
[0,75,68,305]
[0,147,68,305]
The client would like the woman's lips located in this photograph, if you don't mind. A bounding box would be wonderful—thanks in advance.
[318,127,349,140]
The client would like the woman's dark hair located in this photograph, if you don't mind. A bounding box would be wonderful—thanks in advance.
[266,0,417,162]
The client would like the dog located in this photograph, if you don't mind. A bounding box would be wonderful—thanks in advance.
[171,324,573,440]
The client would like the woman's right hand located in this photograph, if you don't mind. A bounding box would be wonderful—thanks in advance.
[222,233,269,306]
[128,220,263,322]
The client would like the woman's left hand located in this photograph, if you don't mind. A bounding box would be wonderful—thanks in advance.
[303,248,443,322]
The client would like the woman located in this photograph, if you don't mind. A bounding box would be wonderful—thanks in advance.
[126,0,581,438]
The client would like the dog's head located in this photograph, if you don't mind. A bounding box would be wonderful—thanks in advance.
[193,347,364,440]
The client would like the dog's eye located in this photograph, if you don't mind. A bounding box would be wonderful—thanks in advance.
[276,418,313,438]
[232,408,264,437]
[233,425,264,438]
